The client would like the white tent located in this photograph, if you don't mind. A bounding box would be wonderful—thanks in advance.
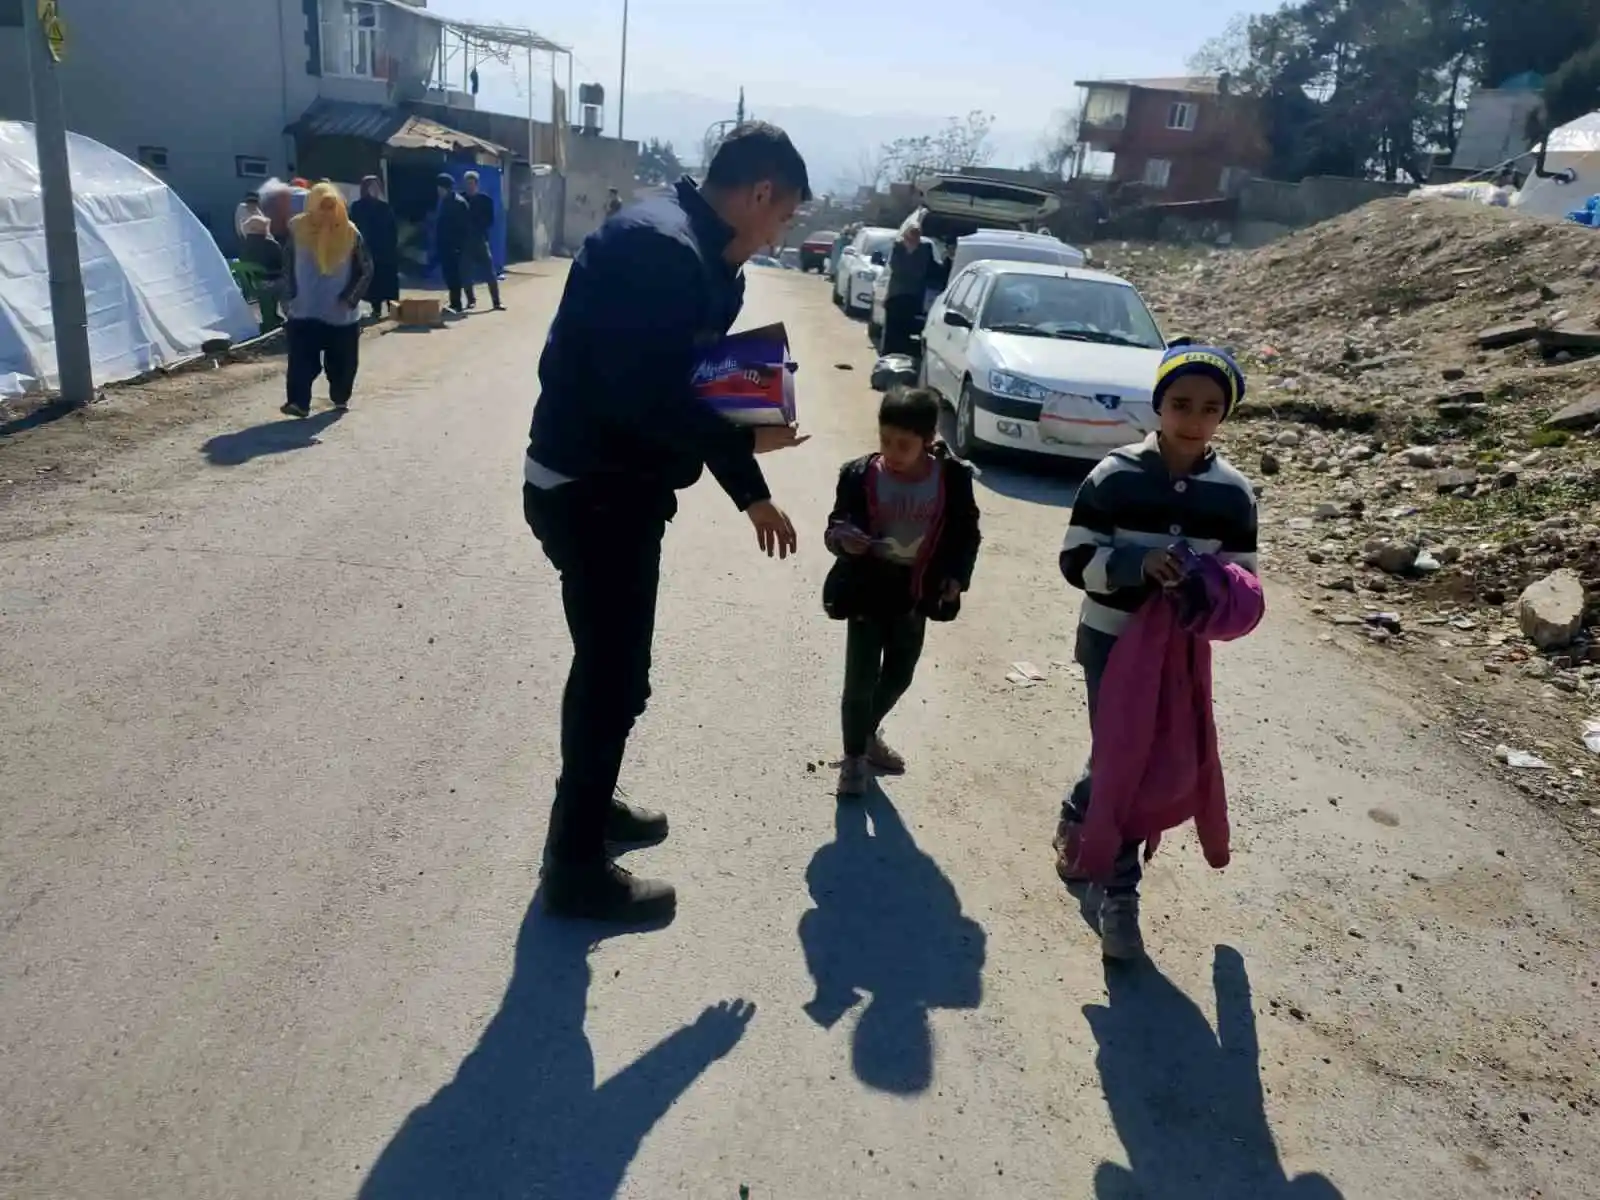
[0,121,258,397]
[1512,111,1600,220]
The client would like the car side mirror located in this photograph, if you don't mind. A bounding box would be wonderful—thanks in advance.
[944,310,972,329]
[1166,335,1194,348]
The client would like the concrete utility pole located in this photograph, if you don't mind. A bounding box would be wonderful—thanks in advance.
[23,0,94,405]
[617,0,628,139]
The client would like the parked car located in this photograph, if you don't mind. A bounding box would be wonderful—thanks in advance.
[917,259,1172,461]
[832,226,897,316]
[946,229,1084,279]
[823,230,852,281]
[747,253,783,269]
[779,247,802,270]
[800,230,839,272]
[869,174,1061,349]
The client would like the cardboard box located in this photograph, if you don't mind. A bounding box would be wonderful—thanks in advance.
[691,322,797,426]
[395,298,444,328]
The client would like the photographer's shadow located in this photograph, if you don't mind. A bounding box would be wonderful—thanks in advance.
[1086,945,1344,1199]
[798,788,986,1095]
[360,898,753,1200]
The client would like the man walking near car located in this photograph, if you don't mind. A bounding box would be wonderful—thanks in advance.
[461,171,504,311]
[434,173,472,314]
[522,122,813,924]
[883,222,934,356]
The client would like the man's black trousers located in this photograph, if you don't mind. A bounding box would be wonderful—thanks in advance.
[523,480,669,865]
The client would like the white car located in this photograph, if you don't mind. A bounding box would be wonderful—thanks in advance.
[832,226,897,315]
[918,260,1173,461]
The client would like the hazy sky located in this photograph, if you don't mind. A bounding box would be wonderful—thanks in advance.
[424,0,1278,131]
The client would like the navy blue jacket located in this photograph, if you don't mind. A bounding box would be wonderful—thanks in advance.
[526,178,769,511]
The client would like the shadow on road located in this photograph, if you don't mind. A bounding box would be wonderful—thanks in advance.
[1086,945,1345,1199]
[970,456,1085,509]
[200,409,345,466]
[359,897,754,1200]
[798,787,986,1094]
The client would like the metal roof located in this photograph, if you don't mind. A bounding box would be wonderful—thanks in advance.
[376,0,568,53]
[286,99,511,157]
[1074,76,1220,95]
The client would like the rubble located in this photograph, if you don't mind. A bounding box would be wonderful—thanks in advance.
[1519,570,1585,650]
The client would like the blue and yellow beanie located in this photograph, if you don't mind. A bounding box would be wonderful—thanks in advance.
[1152,345,1246,420]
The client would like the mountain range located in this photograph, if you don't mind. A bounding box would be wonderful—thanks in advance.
[615,90,1057,193]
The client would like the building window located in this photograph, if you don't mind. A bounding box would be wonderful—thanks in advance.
[138,146,169,171]
[1167,102,1197,131]
[321,0,385,79]
[236,156,270,180]
[1142,158,1172,188]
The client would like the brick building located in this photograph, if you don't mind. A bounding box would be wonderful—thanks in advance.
[1073,75,1268,203]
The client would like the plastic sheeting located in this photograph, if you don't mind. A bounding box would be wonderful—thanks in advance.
[1511,111,1600,219]
[0,121,258,397]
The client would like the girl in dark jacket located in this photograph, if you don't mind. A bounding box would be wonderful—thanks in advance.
[823,387,981,797]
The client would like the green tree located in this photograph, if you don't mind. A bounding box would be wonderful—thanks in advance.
[635,138,683,186]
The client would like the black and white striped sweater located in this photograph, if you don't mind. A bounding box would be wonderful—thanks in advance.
[1061,433,1259,636]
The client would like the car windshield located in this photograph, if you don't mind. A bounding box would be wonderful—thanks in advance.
[979,274,1164,349]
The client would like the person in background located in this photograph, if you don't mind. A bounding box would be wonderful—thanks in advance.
[258,178,306,241]
[1055,346,1258,960]
[823,387,981,798]
[461,171,504,312]
[434,173,472,314]
[235,192,262,242]
[605,187,623,218]
[237,213,285,333]
[349,175,400,320]
[279,182,374,419]
[882,222,933,356]
[522,121,812,924]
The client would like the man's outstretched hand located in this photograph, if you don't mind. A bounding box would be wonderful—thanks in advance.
[747,500,798,559]
[753,424,810,454]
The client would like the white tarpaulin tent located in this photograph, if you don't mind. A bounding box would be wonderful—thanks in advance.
[1512,111,1600,219]
[0,121,258,396]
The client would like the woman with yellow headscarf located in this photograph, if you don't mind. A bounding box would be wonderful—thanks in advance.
[279,182,374,418]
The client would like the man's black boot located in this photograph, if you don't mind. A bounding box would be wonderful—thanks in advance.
[606,794,669,848]
[543,859,676,923]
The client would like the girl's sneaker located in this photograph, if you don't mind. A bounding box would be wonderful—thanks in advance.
[836,756,870,798]
[866,732,906,775]
[1099,891,1145,961]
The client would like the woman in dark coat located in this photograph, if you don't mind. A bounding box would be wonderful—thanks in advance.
[348,175,400,318]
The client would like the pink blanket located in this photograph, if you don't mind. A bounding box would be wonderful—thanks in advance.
[1077,557,1265,881]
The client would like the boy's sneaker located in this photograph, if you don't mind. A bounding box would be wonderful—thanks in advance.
[543,859,676,924]
[1053,819,1089,883]
[1099,891,1145,961]
[866,732,906,775]
[836,755,870,799]
[280,400,310,419]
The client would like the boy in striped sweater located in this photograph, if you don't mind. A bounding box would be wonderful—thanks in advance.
[1055,346,1258,959]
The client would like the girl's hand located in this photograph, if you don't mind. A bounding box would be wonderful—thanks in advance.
[940,579,962,603]
[833,525,871,555]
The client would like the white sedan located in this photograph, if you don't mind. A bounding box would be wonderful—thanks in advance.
[832,226,897,316]
[918,260,1173,461]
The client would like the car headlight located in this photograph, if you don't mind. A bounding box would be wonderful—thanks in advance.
[988,371,1051,402]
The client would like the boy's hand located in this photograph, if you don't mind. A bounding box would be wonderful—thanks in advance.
[940,579,962,603]
[747,500,798,559]
[1142,548,1184,588]
[835,525,871,556]
[754,424,810,454]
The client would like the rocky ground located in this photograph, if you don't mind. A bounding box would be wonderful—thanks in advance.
[1097,198,1600,842]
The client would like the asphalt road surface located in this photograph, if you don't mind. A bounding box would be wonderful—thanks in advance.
[2,265,1596,1199]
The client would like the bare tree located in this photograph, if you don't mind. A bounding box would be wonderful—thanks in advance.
[878,111,997,184]
[1028,108,1080,176]
[1187,13,1253,80]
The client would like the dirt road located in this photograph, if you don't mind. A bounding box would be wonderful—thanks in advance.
[1,266,1595,1199]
